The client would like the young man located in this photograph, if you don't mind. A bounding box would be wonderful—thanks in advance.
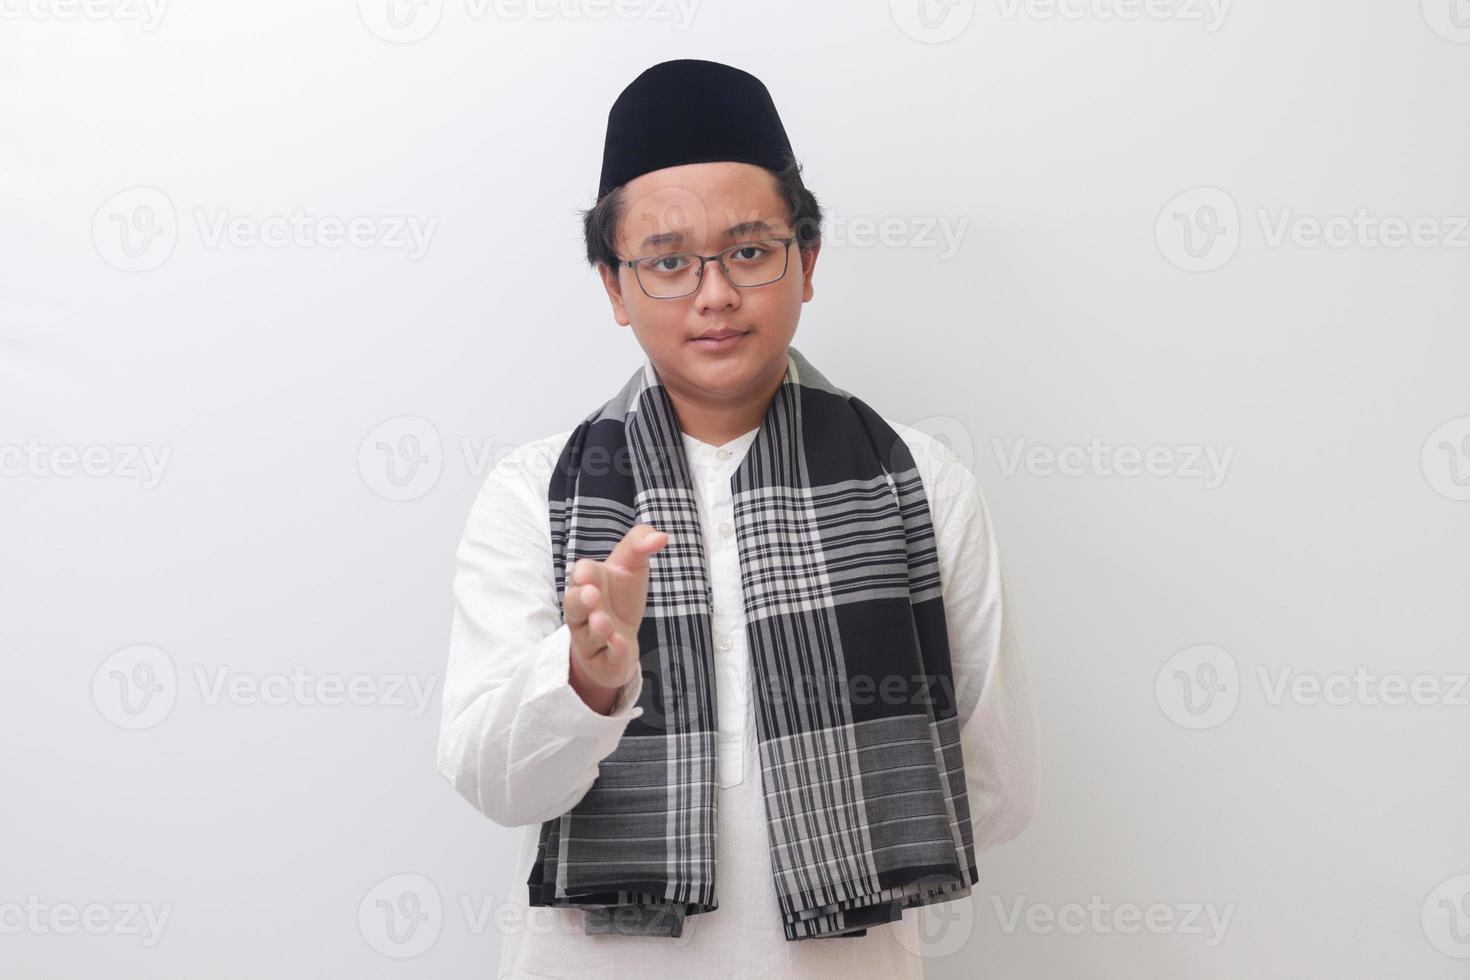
[437,59,1038,978]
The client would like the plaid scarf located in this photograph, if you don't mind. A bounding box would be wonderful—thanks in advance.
[527,345,978,941]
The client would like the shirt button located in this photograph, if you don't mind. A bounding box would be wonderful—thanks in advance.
[718,634,733,651]
[716,448,732,460]
[718,521,733,538]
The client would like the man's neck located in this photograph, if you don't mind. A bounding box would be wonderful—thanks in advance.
[665,358,785,448]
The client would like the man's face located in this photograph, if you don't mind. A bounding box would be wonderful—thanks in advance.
[598,161,819,404]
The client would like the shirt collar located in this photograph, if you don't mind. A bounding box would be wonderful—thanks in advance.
[679,424,761,461]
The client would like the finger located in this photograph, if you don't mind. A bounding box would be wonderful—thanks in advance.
[605,629,634,662]
[564,581,600,627]
[573,556,614,599]
[606,523,669,575]
[570,558,597,589]
[589,609,618,644]
[571,615,611,661]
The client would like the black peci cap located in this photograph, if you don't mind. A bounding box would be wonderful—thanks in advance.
[596,59,795,200]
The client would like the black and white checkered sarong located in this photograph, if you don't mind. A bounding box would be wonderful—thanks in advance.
[528,346,978,940]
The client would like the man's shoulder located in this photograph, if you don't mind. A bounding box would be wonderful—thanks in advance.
[476,428,575,503]
[510,428,575,467]
[882,416,964,475]
[881,415,984,521]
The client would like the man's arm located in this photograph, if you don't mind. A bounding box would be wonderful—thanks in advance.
[914,429,1040,853]
[436,441,644,828]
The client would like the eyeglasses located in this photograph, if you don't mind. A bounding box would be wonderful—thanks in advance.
[621,237,797,299]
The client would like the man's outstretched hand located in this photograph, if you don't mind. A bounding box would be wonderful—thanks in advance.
[563,522,669,715]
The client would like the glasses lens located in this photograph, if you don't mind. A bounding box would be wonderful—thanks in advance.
[723,239,790,287]
[637,253,700,298]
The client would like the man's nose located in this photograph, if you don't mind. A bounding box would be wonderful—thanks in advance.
[693,257,740,312]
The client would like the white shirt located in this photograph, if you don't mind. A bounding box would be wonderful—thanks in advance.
[437,417,1038,979]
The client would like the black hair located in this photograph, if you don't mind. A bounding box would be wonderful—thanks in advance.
[579,151,823,271]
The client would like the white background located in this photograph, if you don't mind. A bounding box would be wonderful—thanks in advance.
[3,1,1469,977]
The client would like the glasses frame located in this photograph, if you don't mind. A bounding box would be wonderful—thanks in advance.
[621,236,798,299]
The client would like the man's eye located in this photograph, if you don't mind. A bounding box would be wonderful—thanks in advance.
[730,245,768,262]
[651,255,690,273]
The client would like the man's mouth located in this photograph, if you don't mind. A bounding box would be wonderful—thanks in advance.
[689,329,749,351]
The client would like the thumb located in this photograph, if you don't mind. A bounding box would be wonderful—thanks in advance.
[606,523,668,575]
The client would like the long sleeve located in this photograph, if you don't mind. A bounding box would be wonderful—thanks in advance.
[924,435,1040,854]
[436,440,645,829]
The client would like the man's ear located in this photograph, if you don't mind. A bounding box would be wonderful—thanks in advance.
[799,243,820,303]
[597,262,632,326]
